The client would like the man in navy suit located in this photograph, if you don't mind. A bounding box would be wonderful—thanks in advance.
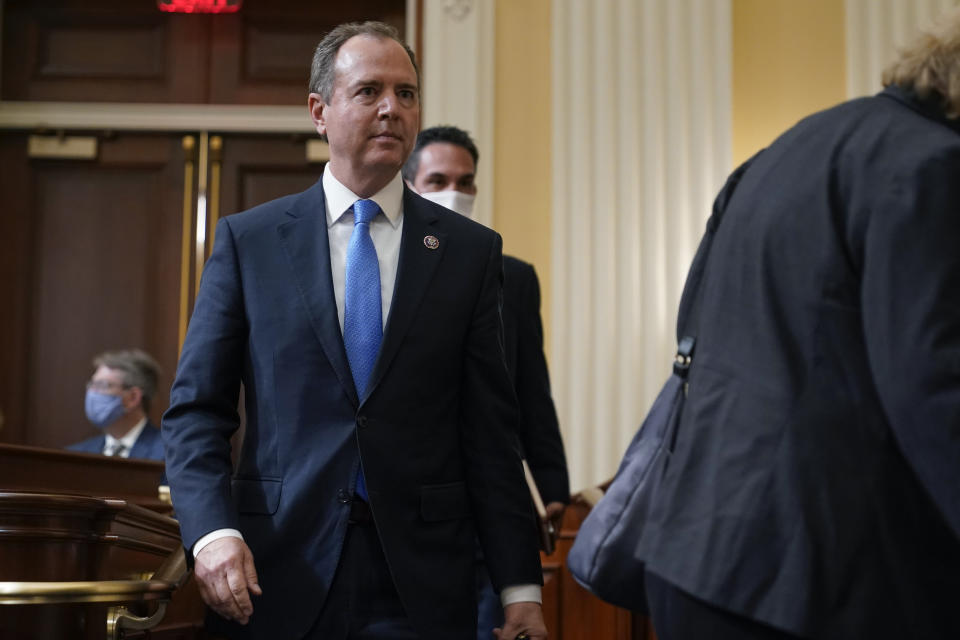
[637,9,960,639]
[162,21,546,640]
[403,126,569,639]
[68,348,164,460]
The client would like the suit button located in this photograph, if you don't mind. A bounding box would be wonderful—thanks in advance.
[337,489,350,503]
[357,416,368,428]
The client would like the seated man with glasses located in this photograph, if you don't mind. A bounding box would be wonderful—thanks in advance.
[68,348,164,460]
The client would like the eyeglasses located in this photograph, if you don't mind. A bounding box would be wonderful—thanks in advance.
[86,380,131,392]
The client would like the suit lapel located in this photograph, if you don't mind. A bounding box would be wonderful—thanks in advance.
[366,188,447,397]
[129,421,159,459]
[276,180,358,406]
[129,426,149,459]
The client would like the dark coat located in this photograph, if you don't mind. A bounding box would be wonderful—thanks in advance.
[638,86,960,638]
[162,180,542,639]
[501,256,569,505]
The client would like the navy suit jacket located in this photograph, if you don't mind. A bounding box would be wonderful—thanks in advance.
[67,420,165,460]
[162,179,542,639]
[637,86,960,637]
[501,256,569,505]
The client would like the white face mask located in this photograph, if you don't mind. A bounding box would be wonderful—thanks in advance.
[419,190,476,218]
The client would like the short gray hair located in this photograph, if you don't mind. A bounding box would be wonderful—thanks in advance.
[309,21,420,102]
[882,6,960,118]
[93,349,161,413]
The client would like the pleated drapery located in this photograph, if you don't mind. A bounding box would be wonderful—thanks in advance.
[845,0,959,99]
[550,0,733,491]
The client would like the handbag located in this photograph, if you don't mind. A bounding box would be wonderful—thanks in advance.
[565,336,693,612]
[566,154,758,613]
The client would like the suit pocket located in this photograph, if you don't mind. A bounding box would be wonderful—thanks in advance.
[232,476,282,515]
[420,481,470,522]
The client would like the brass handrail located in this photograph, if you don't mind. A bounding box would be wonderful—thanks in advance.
[106,546,189,639]
[0,579,174,605]
[108,601,170,639]
[1,547,190,638]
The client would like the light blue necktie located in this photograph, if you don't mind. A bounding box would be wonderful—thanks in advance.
[343,199,382,501]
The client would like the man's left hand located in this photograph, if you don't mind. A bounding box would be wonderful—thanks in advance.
[544,501,565,532]
[495,601,547,640]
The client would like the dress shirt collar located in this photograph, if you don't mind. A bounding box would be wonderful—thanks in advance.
[322,168,404,229]
[104,417,147,456]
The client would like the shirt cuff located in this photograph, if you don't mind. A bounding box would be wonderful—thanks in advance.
[192,528,244,558]
[501,584,542,607]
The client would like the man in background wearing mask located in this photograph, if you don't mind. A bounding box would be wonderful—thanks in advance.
[404,126,570,639]
[68,348,164,460]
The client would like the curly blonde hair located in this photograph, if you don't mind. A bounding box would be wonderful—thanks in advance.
[882,6,960,118]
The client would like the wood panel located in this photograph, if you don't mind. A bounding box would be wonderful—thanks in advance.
[0,132,186,450]
[0,135,34,445]
[0,492,179,582]
[217,133,321,217]
[0,445,206,640]
[1,0,208,103]
[0,443,168,511]
[2,0,408,106]
[208,0,407,105]
[540,499,656,640]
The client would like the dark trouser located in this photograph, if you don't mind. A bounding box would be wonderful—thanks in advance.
[645,571,805,640]
[474,558,504,640]
[307,500,420,640]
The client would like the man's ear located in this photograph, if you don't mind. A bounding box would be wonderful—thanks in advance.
[124,386,143,411]
[308,93,327,136]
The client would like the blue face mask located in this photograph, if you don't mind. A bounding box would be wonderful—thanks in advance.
[85,390,126,429]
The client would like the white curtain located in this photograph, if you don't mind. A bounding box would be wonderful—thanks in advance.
[845,0,959,98]
[551,0,732,491]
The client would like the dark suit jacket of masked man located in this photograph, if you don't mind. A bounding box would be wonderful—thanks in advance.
[501,256,569,505]
[68,420,164,460]
[637,84,960,638]
[161,177,543,638]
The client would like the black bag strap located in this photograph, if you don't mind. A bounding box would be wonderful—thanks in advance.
[673,151,761,379]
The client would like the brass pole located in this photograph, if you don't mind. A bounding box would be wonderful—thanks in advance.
[207,135,223,258]
[178,135,196,354]
[194,132,209,297]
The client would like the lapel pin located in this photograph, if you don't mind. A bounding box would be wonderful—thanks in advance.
[423,235,440,250]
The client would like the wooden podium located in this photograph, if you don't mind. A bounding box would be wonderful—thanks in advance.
[539,491,658,640]
[0,443,205,639]
[1,443,654,638]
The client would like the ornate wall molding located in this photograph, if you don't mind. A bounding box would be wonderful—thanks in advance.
[443,0,473,22]
[420,0,495,227]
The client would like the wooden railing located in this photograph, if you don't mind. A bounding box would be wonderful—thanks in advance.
[0,444,205,639]
[0,443,655,638]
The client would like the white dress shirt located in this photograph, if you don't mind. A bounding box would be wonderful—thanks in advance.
[193,168,540,607]
[323,167,404,331]
[103,417,147,457]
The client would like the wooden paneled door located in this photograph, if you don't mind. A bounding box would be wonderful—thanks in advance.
[0,130,321,450]
[2,0,407,105]
[216,133,324,221]
[0,132,188,448]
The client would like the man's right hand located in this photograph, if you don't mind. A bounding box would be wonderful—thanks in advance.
[194,536,262,624]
